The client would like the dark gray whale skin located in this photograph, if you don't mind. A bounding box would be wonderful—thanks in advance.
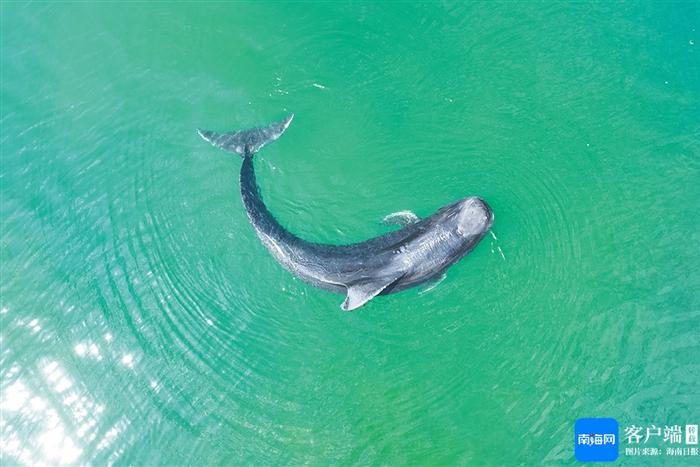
[198,115,493,311]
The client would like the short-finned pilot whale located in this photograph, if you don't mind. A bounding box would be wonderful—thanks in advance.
[198,115,493,311]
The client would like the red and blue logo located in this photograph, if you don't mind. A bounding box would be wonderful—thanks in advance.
[575,418,619,462]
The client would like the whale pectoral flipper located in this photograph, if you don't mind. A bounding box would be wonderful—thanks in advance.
[382,210,420,227]
[341,273,405,311]
[418,272,448,295]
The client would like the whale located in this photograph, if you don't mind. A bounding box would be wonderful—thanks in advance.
[198,115,493,311]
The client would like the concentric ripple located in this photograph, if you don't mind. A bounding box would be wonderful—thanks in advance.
[2,2,699,465]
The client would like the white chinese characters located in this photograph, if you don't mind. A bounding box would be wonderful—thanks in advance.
[623,423,699,458]
[625,425,694,445]
[578,434,616,446]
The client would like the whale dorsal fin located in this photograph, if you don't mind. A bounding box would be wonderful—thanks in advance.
[383,210,419,227]
[341,274,404,311]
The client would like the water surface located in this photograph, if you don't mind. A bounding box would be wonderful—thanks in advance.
[1,2,699,464]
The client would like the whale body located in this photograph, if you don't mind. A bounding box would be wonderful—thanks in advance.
[198,115,493,310]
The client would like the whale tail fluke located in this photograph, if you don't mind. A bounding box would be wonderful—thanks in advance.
[198,114,294,158]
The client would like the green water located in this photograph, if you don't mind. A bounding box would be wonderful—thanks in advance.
[1,2,699,465]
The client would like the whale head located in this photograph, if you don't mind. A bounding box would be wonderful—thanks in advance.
[456,196,493,237]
